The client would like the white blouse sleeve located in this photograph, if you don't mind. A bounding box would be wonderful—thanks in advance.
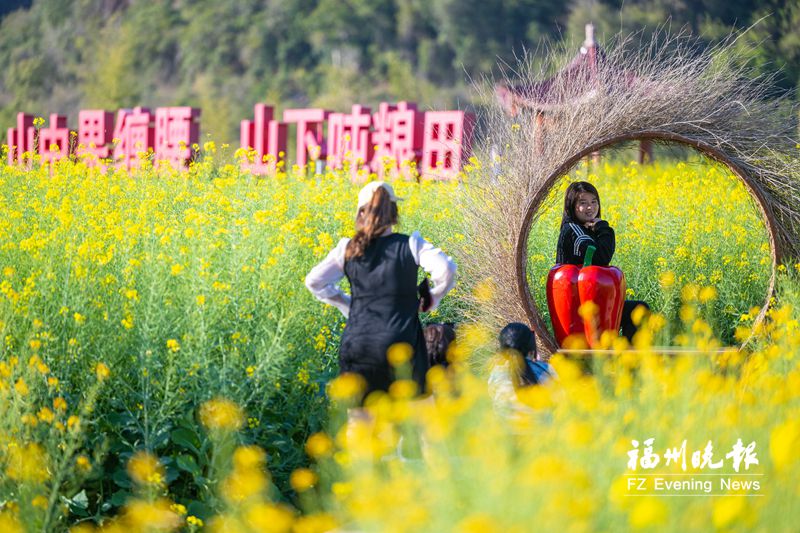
[409,231,457,311]
[305,238,352,317]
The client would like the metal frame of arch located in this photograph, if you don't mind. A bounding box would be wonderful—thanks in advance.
[514,131,781,354]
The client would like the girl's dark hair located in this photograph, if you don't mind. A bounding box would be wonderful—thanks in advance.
[424,323,456,367]
[499,322,539,387]
[345,186,399,261]
[499,322,536,357]
[562,181,601,225]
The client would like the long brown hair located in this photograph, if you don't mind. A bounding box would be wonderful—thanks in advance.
[345,186,398,261]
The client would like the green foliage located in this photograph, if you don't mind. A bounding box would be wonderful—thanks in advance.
[1,0,797,144]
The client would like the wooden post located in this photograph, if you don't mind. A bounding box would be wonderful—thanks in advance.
[639,139,653,164]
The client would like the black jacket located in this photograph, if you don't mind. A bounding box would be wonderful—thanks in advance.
[555,220,615,266]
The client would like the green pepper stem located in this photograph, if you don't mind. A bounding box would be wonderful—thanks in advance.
[584,245,596,267]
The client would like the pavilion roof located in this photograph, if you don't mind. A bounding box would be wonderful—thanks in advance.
[496,24,622,114]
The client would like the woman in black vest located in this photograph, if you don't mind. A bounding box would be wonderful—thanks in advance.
[305,181,457,401]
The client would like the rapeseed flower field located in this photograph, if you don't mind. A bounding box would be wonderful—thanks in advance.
[0,146,796,532]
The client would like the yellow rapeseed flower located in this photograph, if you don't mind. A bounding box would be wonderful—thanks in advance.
[221,469,268,503]
[769,419,800,472]
[95,362,110,381]
[292,513,338,533]
[327,373,366,402]
[170,503,187,516]
[127,450,165,486]
[290,468,317,492]
[0,512,23,533]
[233,445,266,471]
[712,495,746,529]
[658,270,675,288]
[245,503,294,533]
[122,498,181,530]
[199,397,244,432]
[6,443,48,482]
[305,432,334,459]
[67,415,80,431]
[76,455,91,472]
[628,497,666,529]
[457,513,503,533]
[386,342,413,367]
[37,407,55,423]
[14,378,29,396]
[31,495,48,509]
[389,379,418,400]
[578,300,599,321]
[699,285,718,303]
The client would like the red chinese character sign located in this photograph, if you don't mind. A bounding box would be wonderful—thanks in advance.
[77,110,114,167]
[421,111,475,179]
[155,107,200,169]
[240,104,287,175]
[4,102,475,179]
[283,108,331,168]
[6,112,35,165]
[112,107,155,170]
[328,105,373,178]
[37,114,74,165]
[371,101,424,179]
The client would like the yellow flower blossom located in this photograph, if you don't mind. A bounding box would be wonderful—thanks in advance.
[199,397,244,431]
[53,397,67,411]
[289,468,317,492]
[245,503,294,533]
[327,373,366,402]
[769,419,800,472]
[386,342,413,367]
[14,378,29,396]
[95,362,111,381]
[305,432,334,459]
[127,450,165,486]
[37,407,55,423]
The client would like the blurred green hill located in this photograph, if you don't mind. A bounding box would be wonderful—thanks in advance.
[1,0,797,143]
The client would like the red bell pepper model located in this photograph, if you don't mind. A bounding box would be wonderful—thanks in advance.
[546,263,582,346]
[546,246,626,348]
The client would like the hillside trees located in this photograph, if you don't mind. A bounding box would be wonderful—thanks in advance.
[0,0,796,144]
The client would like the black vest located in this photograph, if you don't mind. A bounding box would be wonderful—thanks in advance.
[340,233,428,391]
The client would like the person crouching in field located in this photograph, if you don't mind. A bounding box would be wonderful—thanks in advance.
[488,322,555,419]
[305,181,457,407]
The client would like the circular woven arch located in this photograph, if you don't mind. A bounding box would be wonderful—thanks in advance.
[457,30,800,356]
[514,131,781,354]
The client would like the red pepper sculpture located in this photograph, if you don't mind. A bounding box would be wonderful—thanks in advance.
[546,246,626,348]
[546,264,583,346]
